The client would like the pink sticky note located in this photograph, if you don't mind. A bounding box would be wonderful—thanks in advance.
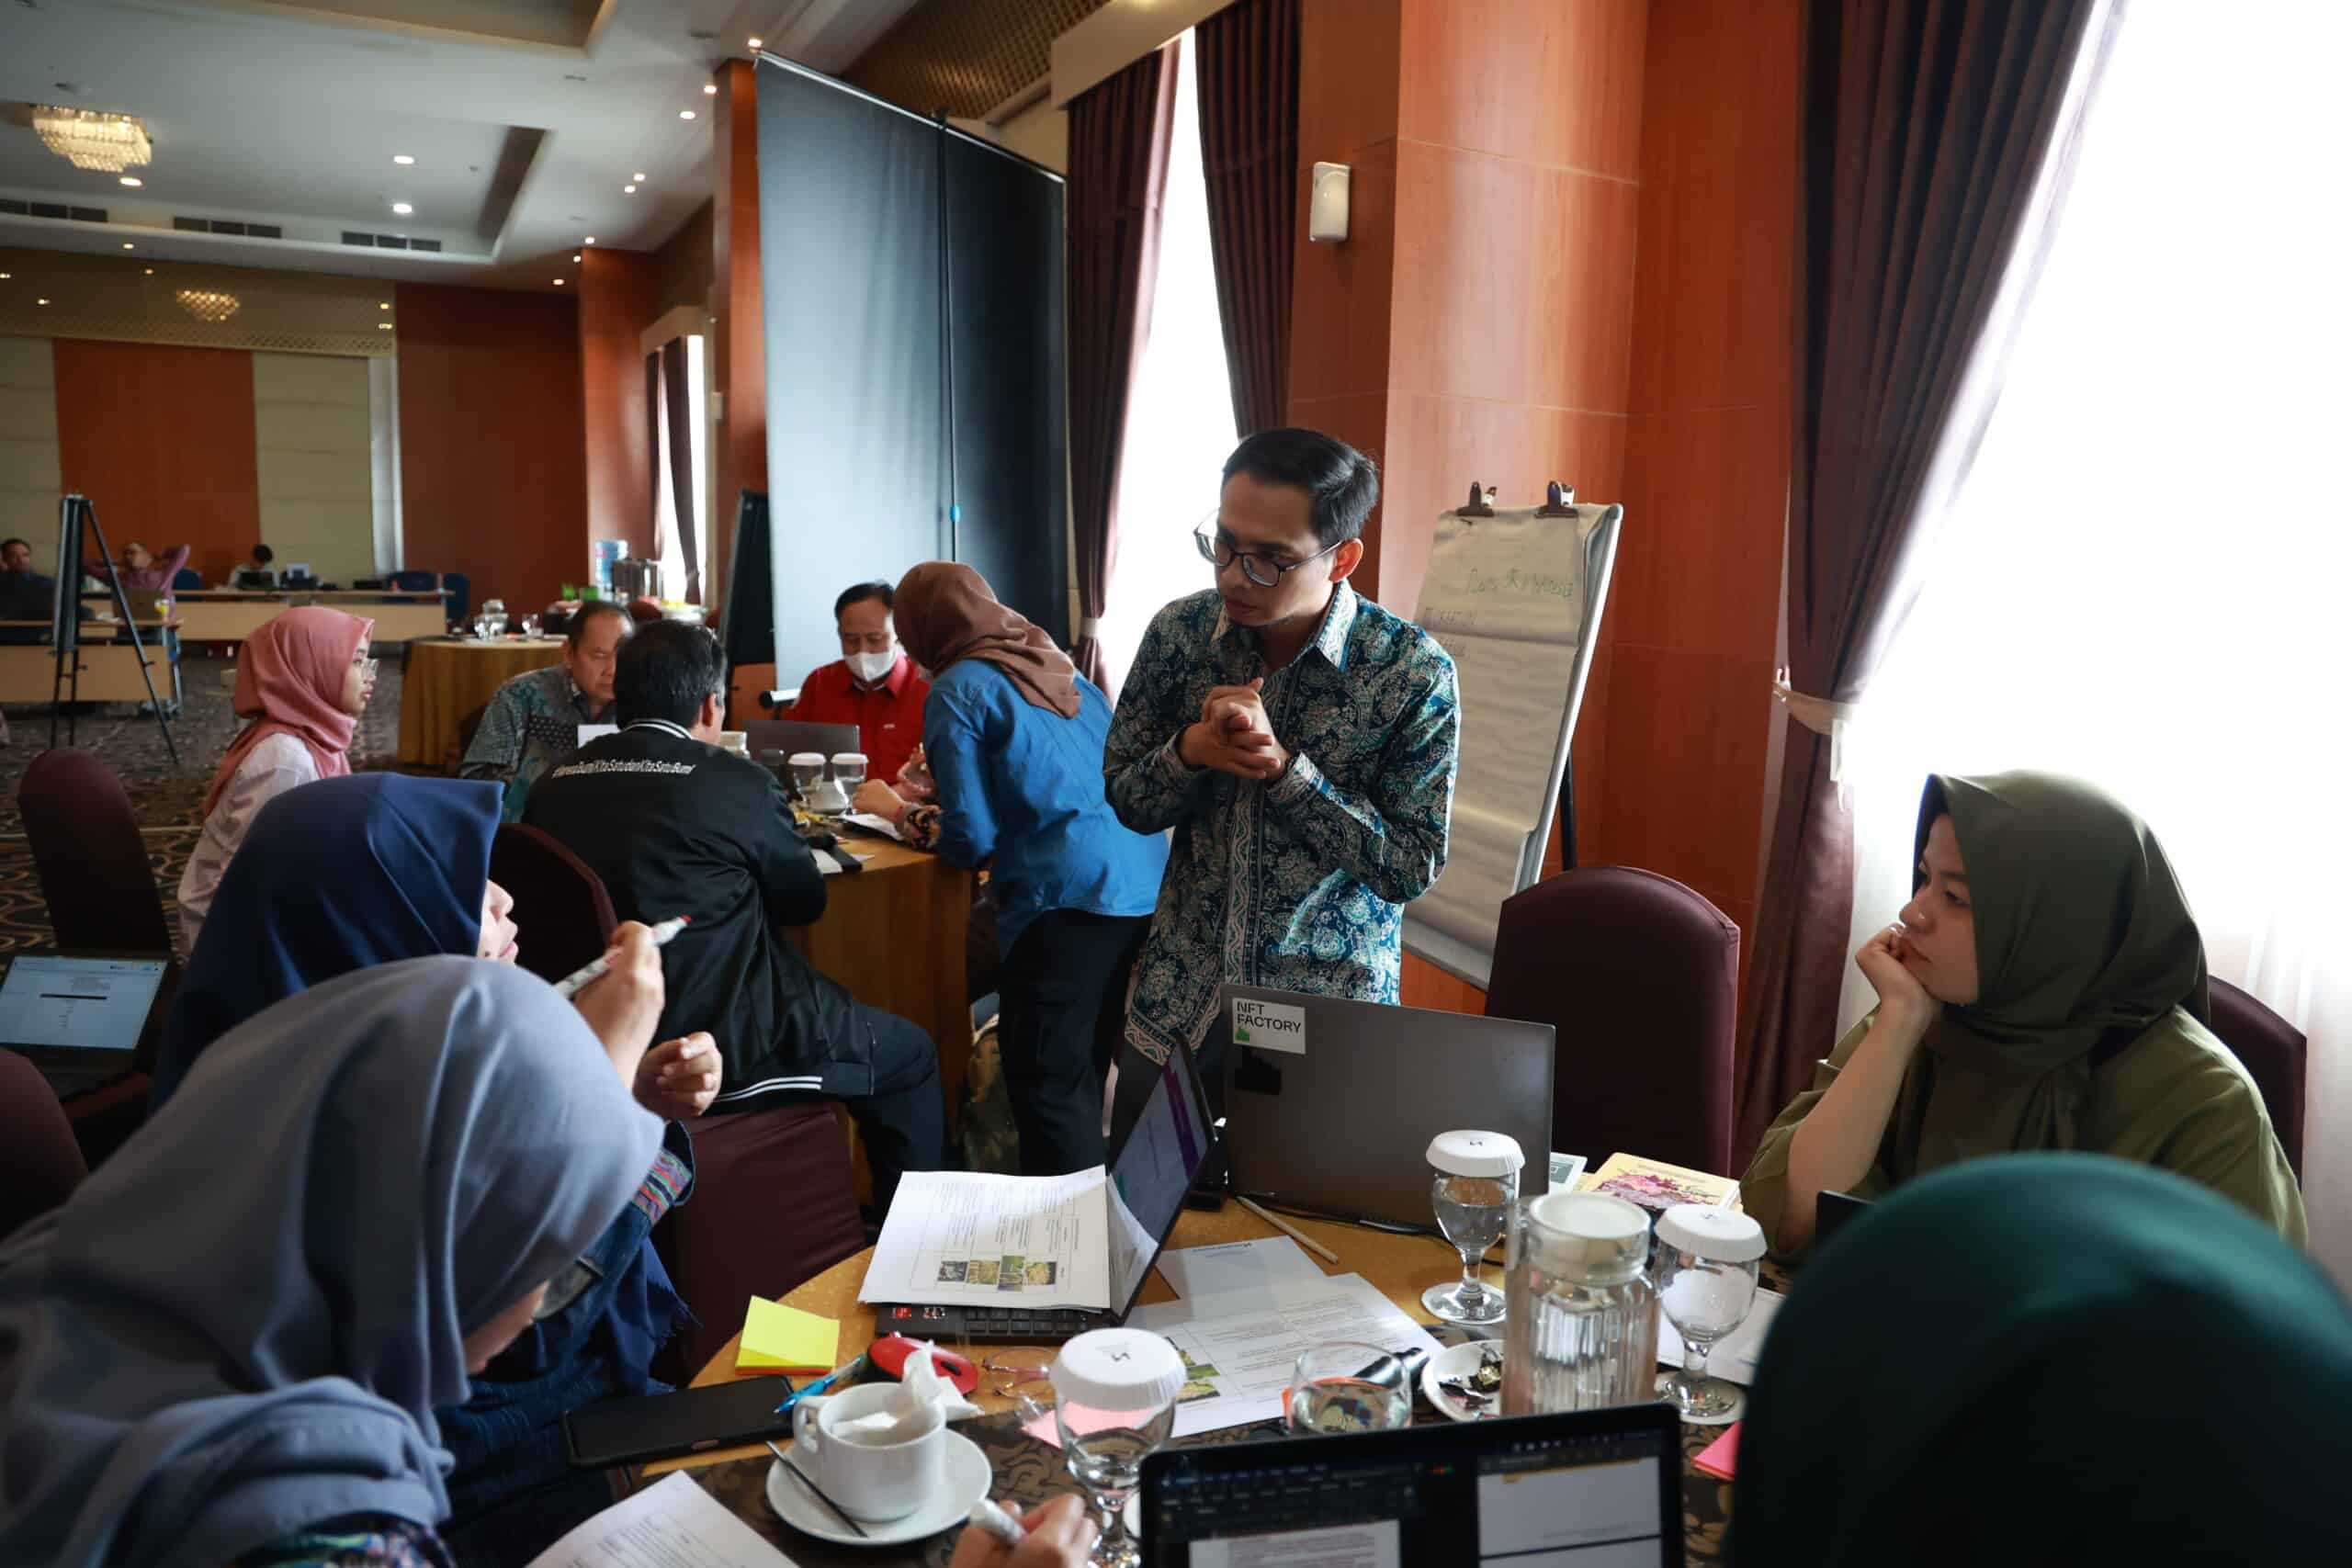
[1692,1421,1739,1482]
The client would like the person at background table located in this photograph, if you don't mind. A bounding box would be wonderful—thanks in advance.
[787,579,932,786]
[854,562,1169,1176]
[154,774,718,1553]
[1730,1156,2352,1565]
[527,620,944,1217]
[1742,771,2304,1254]
[1102,428,1459,1135]
[461,598,632,822]
[0,536,62,642]
[176,606,374,953]
[233,541,278,590]
[83,538,189,599]
[0,958,664,1568]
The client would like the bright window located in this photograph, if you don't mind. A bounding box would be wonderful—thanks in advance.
[1841,2,2352,1278]
[1100,35,1238,697]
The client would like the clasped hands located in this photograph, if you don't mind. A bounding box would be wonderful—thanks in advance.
[1180,678,1288,781]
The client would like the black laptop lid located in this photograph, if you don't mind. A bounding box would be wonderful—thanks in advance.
[1107,1049,1216,1318]
[1143,1404,1685,1566]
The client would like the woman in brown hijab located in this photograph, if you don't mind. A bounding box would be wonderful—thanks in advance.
[854,564,1169,1176]
[1742,772,2303,1253]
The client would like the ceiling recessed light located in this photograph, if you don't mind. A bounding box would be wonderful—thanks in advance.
[553,277,566,286]
[624,184,637,194]
[121,242,133,249]
[143,267,153,275]
[0,272,10,279]
[633,172,647,182]
[378,321,393,330]
[571,253,582,263]
[392,153,415,165]
[679,109,697,120]
[391,201,413,215]
[584,236,596,245]
[379,300,390,310]
[119,175,141,187]
[37,299,51,307]
[703,83,718,96]
[747,36,763,49]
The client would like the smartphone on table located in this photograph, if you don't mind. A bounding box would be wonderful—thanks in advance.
[562,1375,796,1468]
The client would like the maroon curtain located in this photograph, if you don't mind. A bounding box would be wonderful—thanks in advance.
[1736,0,2120,1165]
[1195,0,1299,436]
[643,349,662,567]
[1064,43,1178,690]
[661,339,699,603]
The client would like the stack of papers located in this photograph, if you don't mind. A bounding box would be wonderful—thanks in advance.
[1656,1287,1782,1385]
[525,1472,797,1566]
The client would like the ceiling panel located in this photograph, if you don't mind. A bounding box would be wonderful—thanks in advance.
[845,0,1111,118]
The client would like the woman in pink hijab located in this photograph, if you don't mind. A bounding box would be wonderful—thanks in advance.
[176,607,376,952]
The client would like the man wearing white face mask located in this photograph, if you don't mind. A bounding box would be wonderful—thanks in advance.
[788,581,931,787]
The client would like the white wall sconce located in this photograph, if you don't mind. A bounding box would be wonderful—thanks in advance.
[1309,161,1351,243]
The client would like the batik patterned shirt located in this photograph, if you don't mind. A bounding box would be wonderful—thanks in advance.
[1104,583,1459,1065]
[458,662,613,822]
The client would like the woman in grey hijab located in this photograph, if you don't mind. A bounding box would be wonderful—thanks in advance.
[0,957,662,1568]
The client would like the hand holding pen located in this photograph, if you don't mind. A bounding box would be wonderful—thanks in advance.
[563,920,680,1092]
[950,1495,1098,1568]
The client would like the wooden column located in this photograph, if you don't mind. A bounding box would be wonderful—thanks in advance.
[577,247,662,564]
[711,56,767,615]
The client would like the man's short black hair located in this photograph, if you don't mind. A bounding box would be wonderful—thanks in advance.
[835,581,893,620]
[615,619,728,728]
[1221,428,1381,549]
[0,538,28,556]
[566,599,632,647]
[251,544,275,565]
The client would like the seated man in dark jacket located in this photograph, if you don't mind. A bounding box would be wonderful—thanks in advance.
[527,620,944,1216]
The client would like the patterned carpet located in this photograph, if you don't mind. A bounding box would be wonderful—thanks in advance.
[0,651,408,953]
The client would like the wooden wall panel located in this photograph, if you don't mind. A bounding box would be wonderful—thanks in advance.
[711,58,766,620]
[579,247,662,560]
[51,339,258,584]
[393,283,585,614]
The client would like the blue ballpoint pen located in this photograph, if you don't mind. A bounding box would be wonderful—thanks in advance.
[773,1351,870,1415]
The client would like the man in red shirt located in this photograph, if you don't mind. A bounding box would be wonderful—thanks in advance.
[787,581,930,785]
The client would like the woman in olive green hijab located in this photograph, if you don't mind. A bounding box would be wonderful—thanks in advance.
[1742,771,2304,1253]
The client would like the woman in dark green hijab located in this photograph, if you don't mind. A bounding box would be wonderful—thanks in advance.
[1731,1155,2352,1564]
[1742,771,2303,1253]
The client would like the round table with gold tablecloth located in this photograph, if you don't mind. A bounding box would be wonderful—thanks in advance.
[396,637,566,770]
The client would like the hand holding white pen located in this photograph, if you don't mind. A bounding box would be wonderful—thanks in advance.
[562,919,682,1092]
[552,915,690,998]
[949,1495,1098,1568]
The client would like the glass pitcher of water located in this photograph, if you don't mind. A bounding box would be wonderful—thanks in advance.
[1501,1191,1659,1415]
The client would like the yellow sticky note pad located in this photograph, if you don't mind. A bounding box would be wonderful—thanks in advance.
[735,1296,839,1375]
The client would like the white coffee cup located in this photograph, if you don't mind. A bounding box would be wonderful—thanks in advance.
[789,1382,944,1522]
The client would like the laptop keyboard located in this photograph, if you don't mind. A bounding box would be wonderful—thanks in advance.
[876,1303,1099,1343]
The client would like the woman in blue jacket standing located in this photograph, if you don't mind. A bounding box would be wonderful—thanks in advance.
[854,561,1169,1175]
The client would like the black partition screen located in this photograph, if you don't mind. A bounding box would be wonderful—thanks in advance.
[756,57,1068,688]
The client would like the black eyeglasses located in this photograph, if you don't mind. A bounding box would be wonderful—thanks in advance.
[1194,522,1340,588]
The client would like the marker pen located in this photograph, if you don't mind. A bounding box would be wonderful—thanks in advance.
[549,916,690,999]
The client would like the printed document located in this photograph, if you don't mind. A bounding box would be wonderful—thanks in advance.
[525,1472,797,1567]
[1128,1274,1442,1438]
[860,1168,1114,1311]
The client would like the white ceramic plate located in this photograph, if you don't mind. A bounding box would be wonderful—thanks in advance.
[765,1428,989,1547]
[1422,1341,1502,1422]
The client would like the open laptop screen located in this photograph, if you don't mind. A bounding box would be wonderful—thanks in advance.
[1105,1053,1213,1315]
[0,953,167,1054]
[1145,1405,1684,1567]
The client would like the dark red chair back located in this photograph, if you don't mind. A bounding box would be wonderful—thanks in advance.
[18,750,173,954]
[2207,978,2305,1179]
[489,824,617,985]
[1485,866,1740,1176]
[0,1048,87,1241]
[653,1102,867,1378]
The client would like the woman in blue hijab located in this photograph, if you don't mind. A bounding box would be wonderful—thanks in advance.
[0,958,662,1567]
[152,774,720,1550]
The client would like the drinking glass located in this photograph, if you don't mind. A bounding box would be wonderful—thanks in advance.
[520,613,542,638]
[1050,1330,1183,1568]
[1653,1204,1764,1422]
[1284,1341,1412,1436]
[831,751,867,797]
[481,597,508,637]
[1421,1131,1523,1325]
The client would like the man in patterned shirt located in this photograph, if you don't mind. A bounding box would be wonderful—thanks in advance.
[1103,428,1460,1134]
[460,600,631,821]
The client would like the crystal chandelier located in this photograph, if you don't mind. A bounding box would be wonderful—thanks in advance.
[31,106,153,173]
[175,288,240,324]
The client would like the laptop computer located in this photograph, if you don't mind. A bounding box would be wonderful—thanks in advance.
[0,950,175,1099]
[1217,984,1555,1233]
[874,1049,1216,1344]
[1143,1403,1686,1566]
[743,718,861,763]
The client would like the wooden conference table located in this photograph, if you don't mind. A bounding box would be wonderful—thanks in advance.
[0,618,179,704]
[95,589,449,646]
[396,635,567,769]
[638,1203,1740,1565]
